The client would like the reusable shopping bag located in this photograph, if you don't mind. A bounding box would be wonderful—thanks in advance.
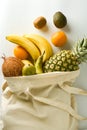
[0,108,3,130]
[2,70,87,130]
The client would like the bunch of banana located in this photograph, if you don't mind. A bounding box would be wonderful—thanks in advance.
[23,34,53,62]
[6,35,40,61]
[6,34,53,62]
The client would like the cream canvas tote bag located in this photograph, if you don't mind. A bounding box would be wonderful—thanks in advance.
[0,109,3,130]
[1,70,87,130]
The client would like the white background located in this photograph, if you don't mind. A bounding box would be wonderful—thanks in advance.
[0,0,87,129]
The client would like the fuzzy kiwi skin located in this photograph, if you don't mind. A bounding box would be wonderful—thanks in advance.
[33,16,47,29]
[2,56,24,77]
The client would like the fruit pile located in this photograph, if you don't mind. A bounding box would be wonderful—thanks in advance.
[2,34,87,77]
[1,11,87,77]
[2,34,53,77]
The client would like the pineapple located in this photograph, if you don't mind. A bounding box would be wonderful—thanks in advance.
[43,38,87,72]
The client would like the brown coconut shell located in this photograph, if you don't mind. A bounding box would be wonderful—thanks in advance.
[2,56,24,77]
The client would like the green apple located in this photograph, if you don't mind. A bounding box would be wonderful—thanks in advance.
[22,64,36,76]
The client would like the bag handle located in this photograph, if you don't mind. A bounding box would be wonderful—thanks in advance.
[60,82,87,95]
[2,81,87,120]
[30,93,87,120]
[16,87,87,121]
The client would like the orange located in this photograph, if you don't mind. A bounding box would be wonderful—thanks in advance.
[13,46,29,60]
[51,31,67,47]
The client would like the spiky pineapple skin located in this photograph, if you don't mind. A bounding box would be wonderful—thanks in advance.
[43,50,79,72]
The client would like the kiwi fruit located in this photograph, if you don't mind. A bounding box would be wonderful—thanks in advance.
[33,16,47,29]
[53,11,67,28]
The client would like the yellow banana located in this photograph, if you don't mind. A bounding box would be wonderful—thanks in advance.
[6,35,40,61]
[23,34,53,62]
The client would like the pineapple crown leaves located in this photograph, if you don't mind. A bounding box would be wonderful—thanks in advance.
[73,38,87,63]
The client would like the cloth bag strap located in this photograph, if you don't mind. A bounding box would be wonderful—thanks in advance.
[25,89,87,120]
[2,81,87,121]
[60,82,87,95]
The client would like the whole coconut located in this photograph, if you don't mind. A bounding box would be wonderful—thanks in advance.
[2,56,24,77]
